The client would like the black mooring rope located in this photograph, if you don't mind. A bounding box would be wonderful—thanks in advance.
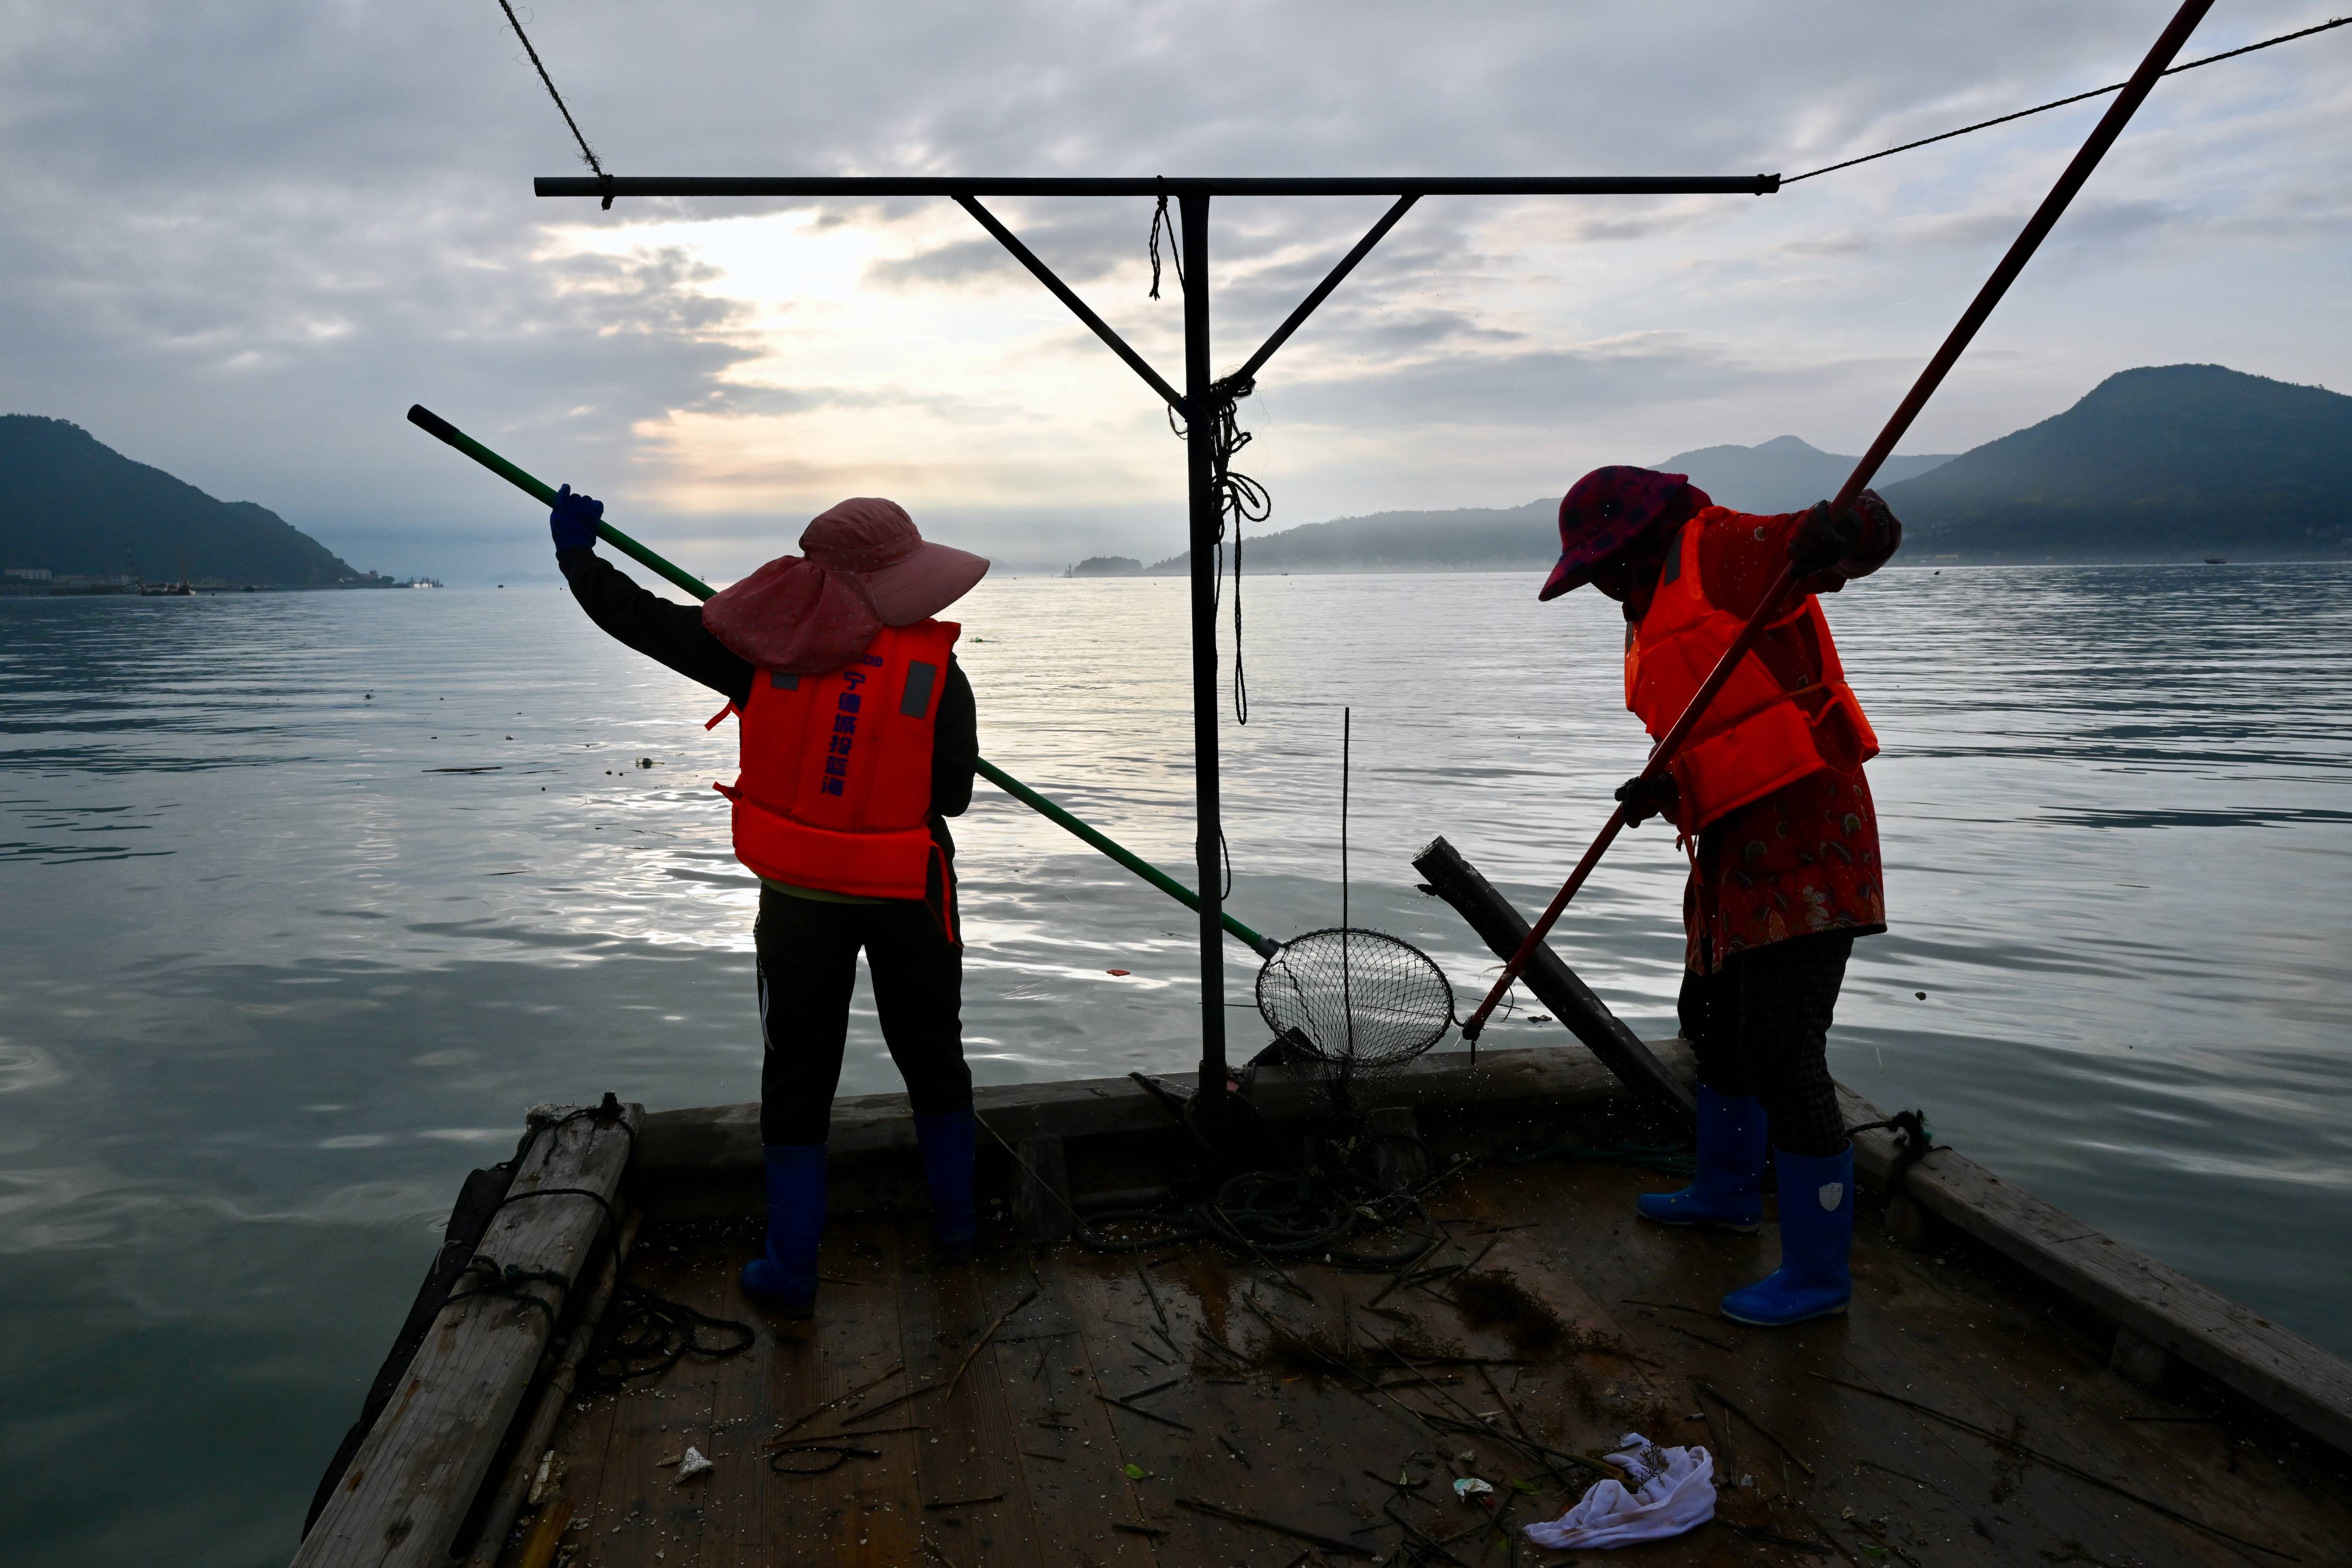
[494,0,615,208]
[582,1281,755,1393]
[1147,194,1265,724]
[1848,1107,1941,1189]
[1787,14,2350,183]
[1147,187,1182,300]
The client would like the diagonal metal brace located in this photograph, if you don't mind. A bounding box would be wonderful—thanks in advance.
[955,195,1185,412]
[1231,194,1419,387]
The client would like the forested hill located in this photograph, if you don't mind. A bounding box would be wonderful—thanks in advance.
[0,415,360,584]
[1142,363,2349,572]
[1879,365,2352,560]
[1146,499,1554,574]
[1651,436,1955,513]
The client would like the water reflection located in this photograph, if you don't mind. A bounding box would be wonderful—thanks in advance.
[1,564,2348,1563]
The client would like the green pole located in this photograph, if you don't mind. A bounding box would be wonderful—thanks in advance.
[408,404,1281,959]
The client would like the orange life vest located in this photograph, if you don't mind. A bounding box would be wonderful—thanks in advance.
[1624,510,1877,833]
[711,619,960,899]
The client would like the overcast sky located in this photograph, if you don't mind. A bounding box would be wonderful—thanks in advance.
[3,1,2345,580]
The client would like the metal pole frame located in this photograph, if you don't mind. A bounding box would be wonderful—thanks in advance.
[536,170,1779,1103]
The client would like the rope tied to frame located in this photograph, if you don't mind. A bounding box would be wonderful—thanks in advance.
[494,0,614,208]
[1200,373,1266,723]
[1161,372,1266,725]
[1785,14,2351,183]
[1146,193,1266,723]
[1146,185,1182,300]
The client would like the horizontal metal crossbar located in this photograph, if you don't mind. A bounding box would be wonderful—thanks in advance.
[537,174,1779,199]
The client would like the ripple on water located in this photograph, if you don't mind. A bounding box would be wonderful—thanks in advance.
[2,568,2350,1559]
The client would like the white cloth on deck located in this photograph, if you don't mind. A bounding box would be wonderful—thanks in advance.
[1522,1432,1715,1550]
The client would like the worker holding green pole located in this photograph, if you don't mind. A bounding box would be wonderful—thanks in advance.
[408,405,1292,1318]
[551,475,989,1321]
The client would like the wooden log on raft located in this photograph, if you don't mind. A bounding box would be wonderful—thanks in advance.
[295,1101,642,1568]
[1413,834,1697,1120]
[1841,1085,2352,1462]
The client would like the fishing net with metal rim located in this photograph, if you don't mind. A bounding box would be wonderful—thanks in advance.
[1255,927,1454,1072]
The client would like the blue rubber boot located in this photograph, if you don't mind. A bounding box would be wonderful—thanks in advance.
[914,1108,978,1265]
[741,1144,827,1318]
[1636,1085,1767,1232]
[1722,1144,1855,1326]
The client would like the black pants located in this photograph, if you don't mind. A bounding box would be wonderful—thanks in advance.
[1677,933,1852,1158]
[755,882,971,1147]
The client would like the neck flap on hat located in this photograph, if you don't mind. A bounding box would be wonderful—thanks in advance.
[701,553,883,677]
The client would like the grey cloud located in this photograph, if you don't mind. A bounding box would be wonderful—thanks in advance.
[0,0,2343,582]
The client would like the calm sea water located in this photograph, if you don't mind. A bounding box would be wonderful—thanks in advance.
[4,566,2349,1564]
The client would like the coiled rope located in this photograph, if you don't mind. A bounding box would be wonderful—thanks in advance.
[1149,193,1267,724]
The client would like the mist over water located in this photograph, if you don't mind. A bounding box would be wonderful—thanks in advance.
[4,564,2349,1564]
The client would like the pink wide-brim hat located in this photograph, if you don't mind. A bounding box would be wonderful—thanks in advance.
[700,498,990,676]
[802,498,990,625]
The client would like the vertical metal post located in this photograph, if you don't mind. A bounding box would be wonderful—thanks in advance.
[1180,193,1227,1102]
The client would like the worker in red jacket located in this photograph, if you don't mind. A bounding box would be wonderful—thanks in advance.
[552,489,987,1320]
[1540,466,1899,1326]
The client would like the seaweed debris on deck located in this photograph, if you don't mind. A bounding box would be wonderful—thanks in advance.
[297,1047,2352,1568]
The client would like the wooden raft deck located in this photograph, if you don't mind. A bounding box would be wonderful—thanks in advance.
[533,1148,2352,1568]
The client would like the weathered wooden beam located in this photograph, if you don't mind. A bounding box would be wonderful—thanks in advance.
[1009,1134,1073,1244]
[1412,835,1696,1121]
[296,1101,642,1568]
[462,1211,642,1568]
[634,1040,1695,1173]
[1840,1086,2352,1461]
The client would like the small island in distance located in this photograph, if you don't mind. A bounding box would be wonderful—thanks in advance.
[1063,555,1144,578]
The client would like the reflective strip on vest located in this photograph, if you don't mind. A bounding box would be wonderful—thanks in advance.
[713,619,960,900]
[1624,512,1877,832]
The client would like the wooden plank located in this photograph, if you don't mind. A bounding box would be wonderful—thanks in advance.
[891,1244,1045,1564]
[1840,1085,2352,1462]
[298,1102,642,1568]
[578,1238,726,1568]
[761,1212,925,1566]
[636,1039,1697,1173]
[1513,1148,2135,1565]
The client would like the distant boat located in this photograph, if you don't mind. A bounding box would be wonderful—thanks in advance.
[127,549,194,596]
[2205,556,2227,565]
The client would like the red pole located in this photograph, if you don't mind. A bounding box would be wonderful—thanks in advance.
[1461,0,2216,1043]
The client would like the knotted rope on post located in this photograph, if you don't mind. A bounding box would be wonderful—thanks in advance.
[1147,195,1268,724]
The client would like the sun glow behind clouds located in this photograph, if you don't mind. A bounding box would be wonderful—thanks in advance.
[542,206,1190,520]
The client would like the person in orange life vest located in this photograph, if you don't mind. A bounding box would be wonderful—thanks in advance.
[550,489,987,1319]
[1539,465,1900,1327]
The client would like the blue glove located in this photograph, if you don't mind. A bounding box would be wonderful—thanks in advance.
[550,484,604,551]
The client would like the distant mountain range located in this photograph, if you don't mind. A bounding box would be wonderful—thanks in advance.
[0,415,368,586]
[1656,436,1956,512]
[1145,364,2350,572]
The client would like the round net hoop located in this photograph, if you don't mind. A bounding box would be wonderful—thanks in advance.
[1254,927,1454,1069]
